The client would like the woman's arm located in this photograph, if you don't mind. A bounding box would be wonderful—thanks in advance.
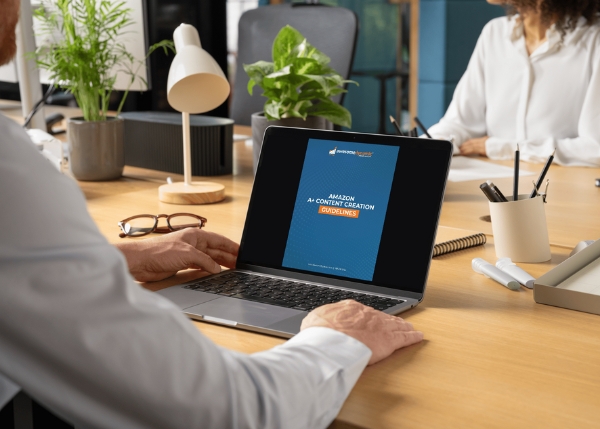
[427,24,490,152]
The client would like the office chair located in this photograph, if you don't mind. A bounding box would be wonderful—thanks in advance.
[230,3,358,126]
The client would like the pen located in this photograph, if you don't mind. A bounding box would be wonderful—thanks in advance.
[388,115,405,136]
[529,148,555,198]
[472,258,521,290]
[513,144,519,201]
[487,180,508,202]
[480,181,502,202]
[414,117,432,139]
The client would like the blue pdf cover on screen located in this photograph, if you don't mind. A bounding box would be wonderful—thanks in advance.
[282,138,400,281]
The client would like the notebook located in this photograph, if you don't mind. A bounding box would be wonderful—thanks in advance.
[156,126,453,338]
[432,226,487,257]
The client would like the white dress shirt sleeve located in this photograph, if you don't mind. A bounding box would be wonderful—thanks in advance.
[0,113,371,429]
[426,24,490,154]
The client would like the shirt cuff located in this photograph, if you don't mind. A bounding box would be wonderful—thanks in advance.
[485,137,514,160]
[285,327,372,374]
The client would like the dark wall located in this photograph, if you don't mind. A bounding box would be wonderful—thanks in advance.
[418,0,504,127]
[123,0,229,117]
[0,1,229,118]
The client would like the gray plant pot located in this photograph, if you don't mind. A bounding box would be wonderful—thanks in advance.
[251,112,328,174]
[68,116,124,181]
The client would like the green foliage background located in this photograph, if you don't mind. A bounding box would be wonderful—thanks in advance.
[34,0,174,122]
[244,25,356,128]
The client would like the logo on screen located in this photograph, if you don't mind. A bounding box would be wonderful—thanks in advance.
[328,146,373,158]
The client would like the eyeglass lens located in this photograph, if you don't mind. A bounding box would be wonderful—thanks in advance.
[122,215,156,236]
[168,214,203,230]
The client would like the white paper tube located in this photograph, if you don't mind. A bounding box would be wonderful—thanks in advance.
[496,258,535,289]
[472,258,520,291]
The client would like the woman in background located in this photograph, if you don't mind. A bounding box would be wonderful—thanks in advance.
[427,0,600,166]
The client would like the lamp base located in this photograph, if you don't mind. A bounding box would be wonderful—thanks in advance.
[158,181,225,205]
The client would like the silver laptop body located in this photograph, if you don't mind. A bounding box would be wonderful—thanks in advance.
[157,127,452,338]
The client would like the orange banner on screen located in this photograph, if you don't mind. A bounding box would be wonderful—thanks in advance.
[318,205,360,218]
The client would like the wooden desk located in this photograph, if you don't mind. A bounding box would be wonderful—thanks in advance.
[72,146,600,429]
[440,158,600,249]
[4,105,600,428]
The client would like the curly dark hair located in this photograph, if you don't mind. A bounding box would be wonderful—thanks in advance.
[506,0,600,35]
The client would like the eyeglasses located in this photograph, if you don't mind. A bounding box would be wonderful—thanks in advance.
[118,213,207,238]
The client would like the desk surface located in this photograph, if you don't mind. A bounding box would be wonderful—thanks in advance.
[4,103,600,428]
[78,143,600,429]
[441,162,600,249]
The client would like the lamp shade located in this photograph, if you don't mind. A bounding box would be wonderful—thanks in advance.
[167,24,230,114]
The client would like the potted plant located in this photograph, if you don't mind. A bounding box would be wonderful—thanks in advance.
[244,25,356,172]
[33,0,173,181]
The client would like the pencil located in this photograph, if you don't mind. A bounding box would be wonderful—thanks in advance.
[529,148,556,198]
[513,144,519,201]
[389,115,404,136]
[414,116,432,138]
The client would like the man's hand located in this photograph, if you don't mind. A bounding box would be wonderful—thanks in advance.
[116,229,239,282]
[460,136,488,156]
[301,300,423,365]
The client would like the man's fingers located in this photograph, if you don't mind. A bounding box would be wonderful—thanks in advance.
[187,248,221,274]
[392,329,424,348]
[390,317,415,331]
[200,230,240,255]
[205,248,237,268]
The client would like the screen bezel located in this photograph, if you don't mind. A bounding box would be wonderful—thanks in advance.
[237,126,453,300]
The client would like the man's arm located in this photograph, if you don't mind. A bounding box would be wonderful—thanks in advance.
[0,113,423,429]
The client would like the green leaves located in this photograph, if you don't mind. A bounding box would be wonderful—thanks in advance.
[308,99,352,129]
[243,25,356,128]
[272,25,305,70]
[33,0,174,121]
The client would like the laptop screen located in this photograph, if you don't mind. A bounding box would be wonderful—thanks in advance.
[238,127,452,295]
[282,139,399,282]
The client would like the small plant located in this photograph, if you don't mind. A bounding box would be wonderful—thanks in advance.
[33,0,174,122]
[244,25,356,128]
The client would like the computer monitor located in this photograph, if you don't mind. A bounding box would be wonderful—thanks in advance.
[34,0,150,91]
[0,63,18,84]
[0,0,151,127]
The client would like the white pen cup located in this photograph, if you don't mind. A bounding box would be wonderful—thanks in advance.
[489,194,551,263]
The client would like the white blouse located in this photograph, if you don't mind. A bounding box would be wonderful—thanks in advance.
[427,16,600,167]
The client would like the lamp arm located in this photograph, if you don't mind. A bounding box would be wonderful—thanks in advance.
[182,112,193,185]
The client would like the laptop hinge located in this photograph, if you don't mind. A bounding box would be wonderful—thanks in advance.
[234,264,423,301]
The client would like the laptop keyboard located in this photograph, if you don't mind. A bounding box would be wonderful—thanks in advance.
[183,271,405,312]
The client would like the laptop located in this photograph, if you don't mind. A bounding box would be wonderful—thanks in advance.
[157,126,453,338]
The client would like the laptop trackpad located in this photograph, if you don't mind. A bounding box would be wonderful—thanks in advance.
[185,297,304,327]
[155,286,219,310]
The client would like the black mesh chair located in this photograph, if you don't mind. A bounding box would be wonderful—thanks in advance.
[231,3,358,126]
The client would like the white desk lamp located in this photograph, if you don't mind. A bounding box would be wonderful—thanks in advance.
[159,24,230,204]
